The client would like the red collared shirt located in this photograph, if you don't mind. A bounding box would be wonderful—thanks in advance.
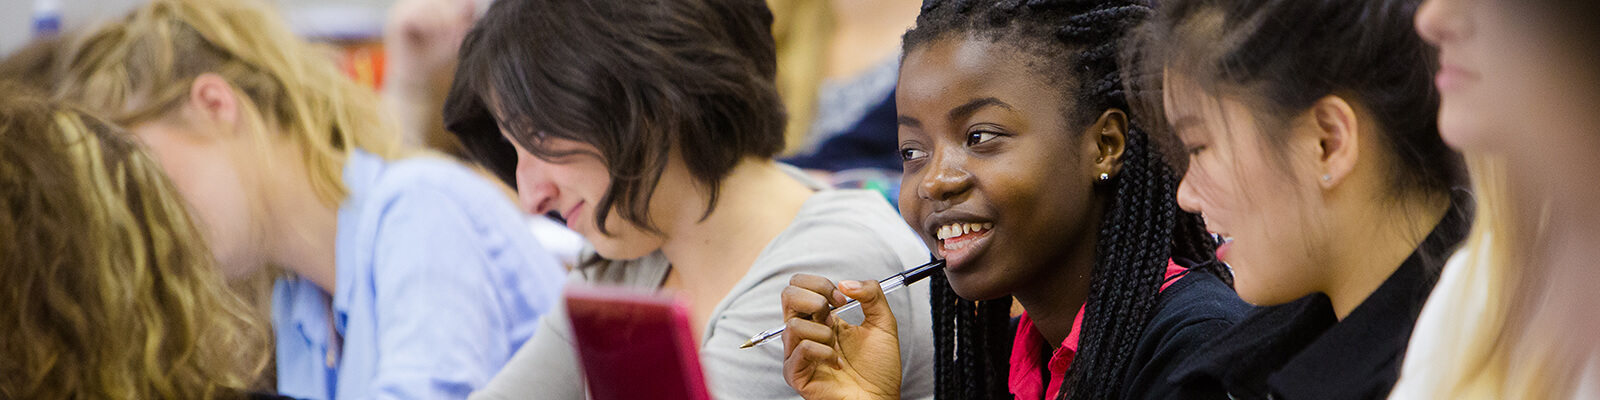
[1008,261,1190,400]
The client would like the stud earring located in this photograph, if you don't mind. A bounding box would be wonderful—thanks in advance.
[1099,173,1111,182]
[1321,174,1332,182]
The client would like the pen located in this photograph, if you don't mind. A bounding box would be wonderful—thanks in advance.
[739,259,946,349]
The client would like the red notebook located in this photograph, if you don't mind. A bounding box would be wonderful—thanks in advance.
[566,286,713,400]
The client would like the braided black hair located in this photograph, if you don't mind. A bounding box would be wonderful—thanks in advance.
[903,1,1227,399]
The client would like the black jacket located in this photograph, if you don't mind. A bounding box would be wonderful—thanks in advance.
[1034,264,1253,400]
[1169,199,1472,400]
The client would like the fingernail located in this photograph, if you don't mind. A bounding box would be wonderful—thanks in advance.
[840,280,861,291]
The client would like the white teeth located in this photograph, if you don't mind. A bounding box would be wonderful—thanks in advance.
[936,222,993,241]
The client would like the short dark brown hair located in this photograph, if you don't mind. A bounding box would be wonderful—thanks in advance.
[445,0,787,234]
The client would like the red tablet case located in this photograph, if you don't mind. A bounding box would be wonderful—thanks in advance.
[566,286,713,400]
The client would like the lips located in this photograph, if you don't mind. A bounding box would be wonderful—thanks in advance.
[924,217,995,272]
[936,222,993,250]
[1436,64,1479,93]
[1211,232,1234,261]
[563,201,584,230]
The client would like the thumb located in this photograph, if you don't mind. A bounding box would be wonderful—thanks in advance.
[837,280,898,333]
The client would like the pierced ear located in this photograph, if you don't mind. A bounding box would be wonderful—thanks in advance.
[187,73,242,135]
[1311,95,1360,189]
[1091,109,1129,180]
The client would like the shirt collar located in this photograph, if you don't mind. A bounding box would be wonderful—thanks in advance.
[330,149,384,334]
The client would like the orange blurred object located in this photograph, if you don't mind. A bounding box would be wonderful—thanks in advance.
[334,40,386,89]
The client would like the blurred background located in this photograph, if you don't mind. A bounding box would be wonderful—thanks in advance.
[2,0,403,53]
[2,0,407,90]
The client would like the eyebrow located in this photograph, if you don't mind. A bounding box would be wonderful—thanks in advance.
[948,97,1011,122]
[897,97,1015,129]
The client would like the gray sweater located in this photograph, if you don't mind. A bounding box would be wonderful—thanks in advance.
[469,188,937,400]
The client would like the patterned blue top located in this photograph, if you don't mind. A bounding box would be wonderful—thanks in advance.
[273,150,566,400]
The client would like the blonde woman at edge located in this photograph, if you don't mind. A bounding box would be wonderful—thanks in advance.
[1392,0,1600,398]
[0,87,280,400]
[53,0,567,399]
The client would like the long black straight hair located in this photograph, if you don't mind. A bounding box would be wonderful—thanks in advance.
[902,1,1226,399]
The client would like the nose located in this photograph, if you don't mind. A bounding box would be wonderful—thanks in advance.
[514,150,559,215]
[1176,173,1204,215]
[1415,0,1467,46]
[918,150,974,206]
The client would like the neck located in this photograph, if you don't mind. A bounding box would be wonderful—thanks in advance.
[1519,163,1600,338]
[658,159,814,296]
[1011,218,1100,349]
[1321,192,1449,320]
[264,147,341,294]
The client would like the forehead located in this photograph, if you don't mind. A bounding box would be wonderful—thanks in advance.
[898,35,1060,108]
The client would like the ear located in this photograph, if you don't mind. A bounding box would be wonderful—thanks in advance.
[1309,95,1360,189]
[1089,109,1129,180]
[182,73,242,135]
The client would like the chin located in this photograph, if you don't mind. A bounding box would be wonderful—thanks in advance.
[944,270,1010,302]
[1436,107,1491,152]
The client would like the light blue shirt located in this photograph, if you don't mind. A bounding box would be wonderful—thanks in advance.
[273,150,566,400]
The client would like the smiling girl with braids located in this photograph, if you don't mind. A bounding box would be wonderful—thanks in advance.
[779,1,1250,399]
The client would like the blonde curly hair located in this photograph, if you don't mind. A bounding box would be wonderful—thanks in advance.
[0,87,271,400]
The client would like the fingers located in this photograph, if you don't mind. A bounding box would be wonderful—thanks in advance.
[836,280,898,333]
[782,285,833,322]
[782,316,835,354]
[783,338,841,378]
[785,274,846,317]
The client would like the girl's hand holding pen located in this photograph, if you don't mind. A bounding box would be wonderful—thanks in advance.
[781,274,903,400]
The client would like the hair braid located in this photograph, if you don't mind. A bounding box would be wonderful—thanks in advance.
[930,272,960,397]
[907,1,1220,399]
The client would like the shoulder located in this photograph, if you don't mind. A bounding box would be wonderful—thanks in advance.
[758,189,926,270]
[1122,272,1251,400]
[363,156,512,211]
[1150,272,1252,331]
[349,155,531,249]
[1140,272,1251,359]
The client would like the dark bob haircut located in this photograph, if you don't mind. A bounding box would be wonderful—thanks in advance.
[444,0,787,234]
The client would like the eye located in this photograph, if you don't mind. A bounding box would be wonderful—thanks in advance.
[966,131,1000,147]
[1186,144,1208,156]
[900,148,929,161]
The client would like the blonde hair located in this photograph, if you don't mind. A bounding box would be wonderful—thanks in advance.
[0,88,270,400]
[1393,155,1587,399]
[55,0,401,206]
[766,0,831,155]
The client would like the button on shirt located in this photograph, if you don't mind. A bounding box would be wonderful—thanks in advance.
[273,150,566,400]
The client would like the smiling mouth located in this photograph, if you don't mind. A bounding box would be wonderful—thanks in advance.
[934,221,995,271]
[937,222,993,251]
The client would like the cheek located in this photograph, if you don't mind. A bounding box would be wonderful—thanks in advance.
[897,179,935,249]
[1228,242,1315,306]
